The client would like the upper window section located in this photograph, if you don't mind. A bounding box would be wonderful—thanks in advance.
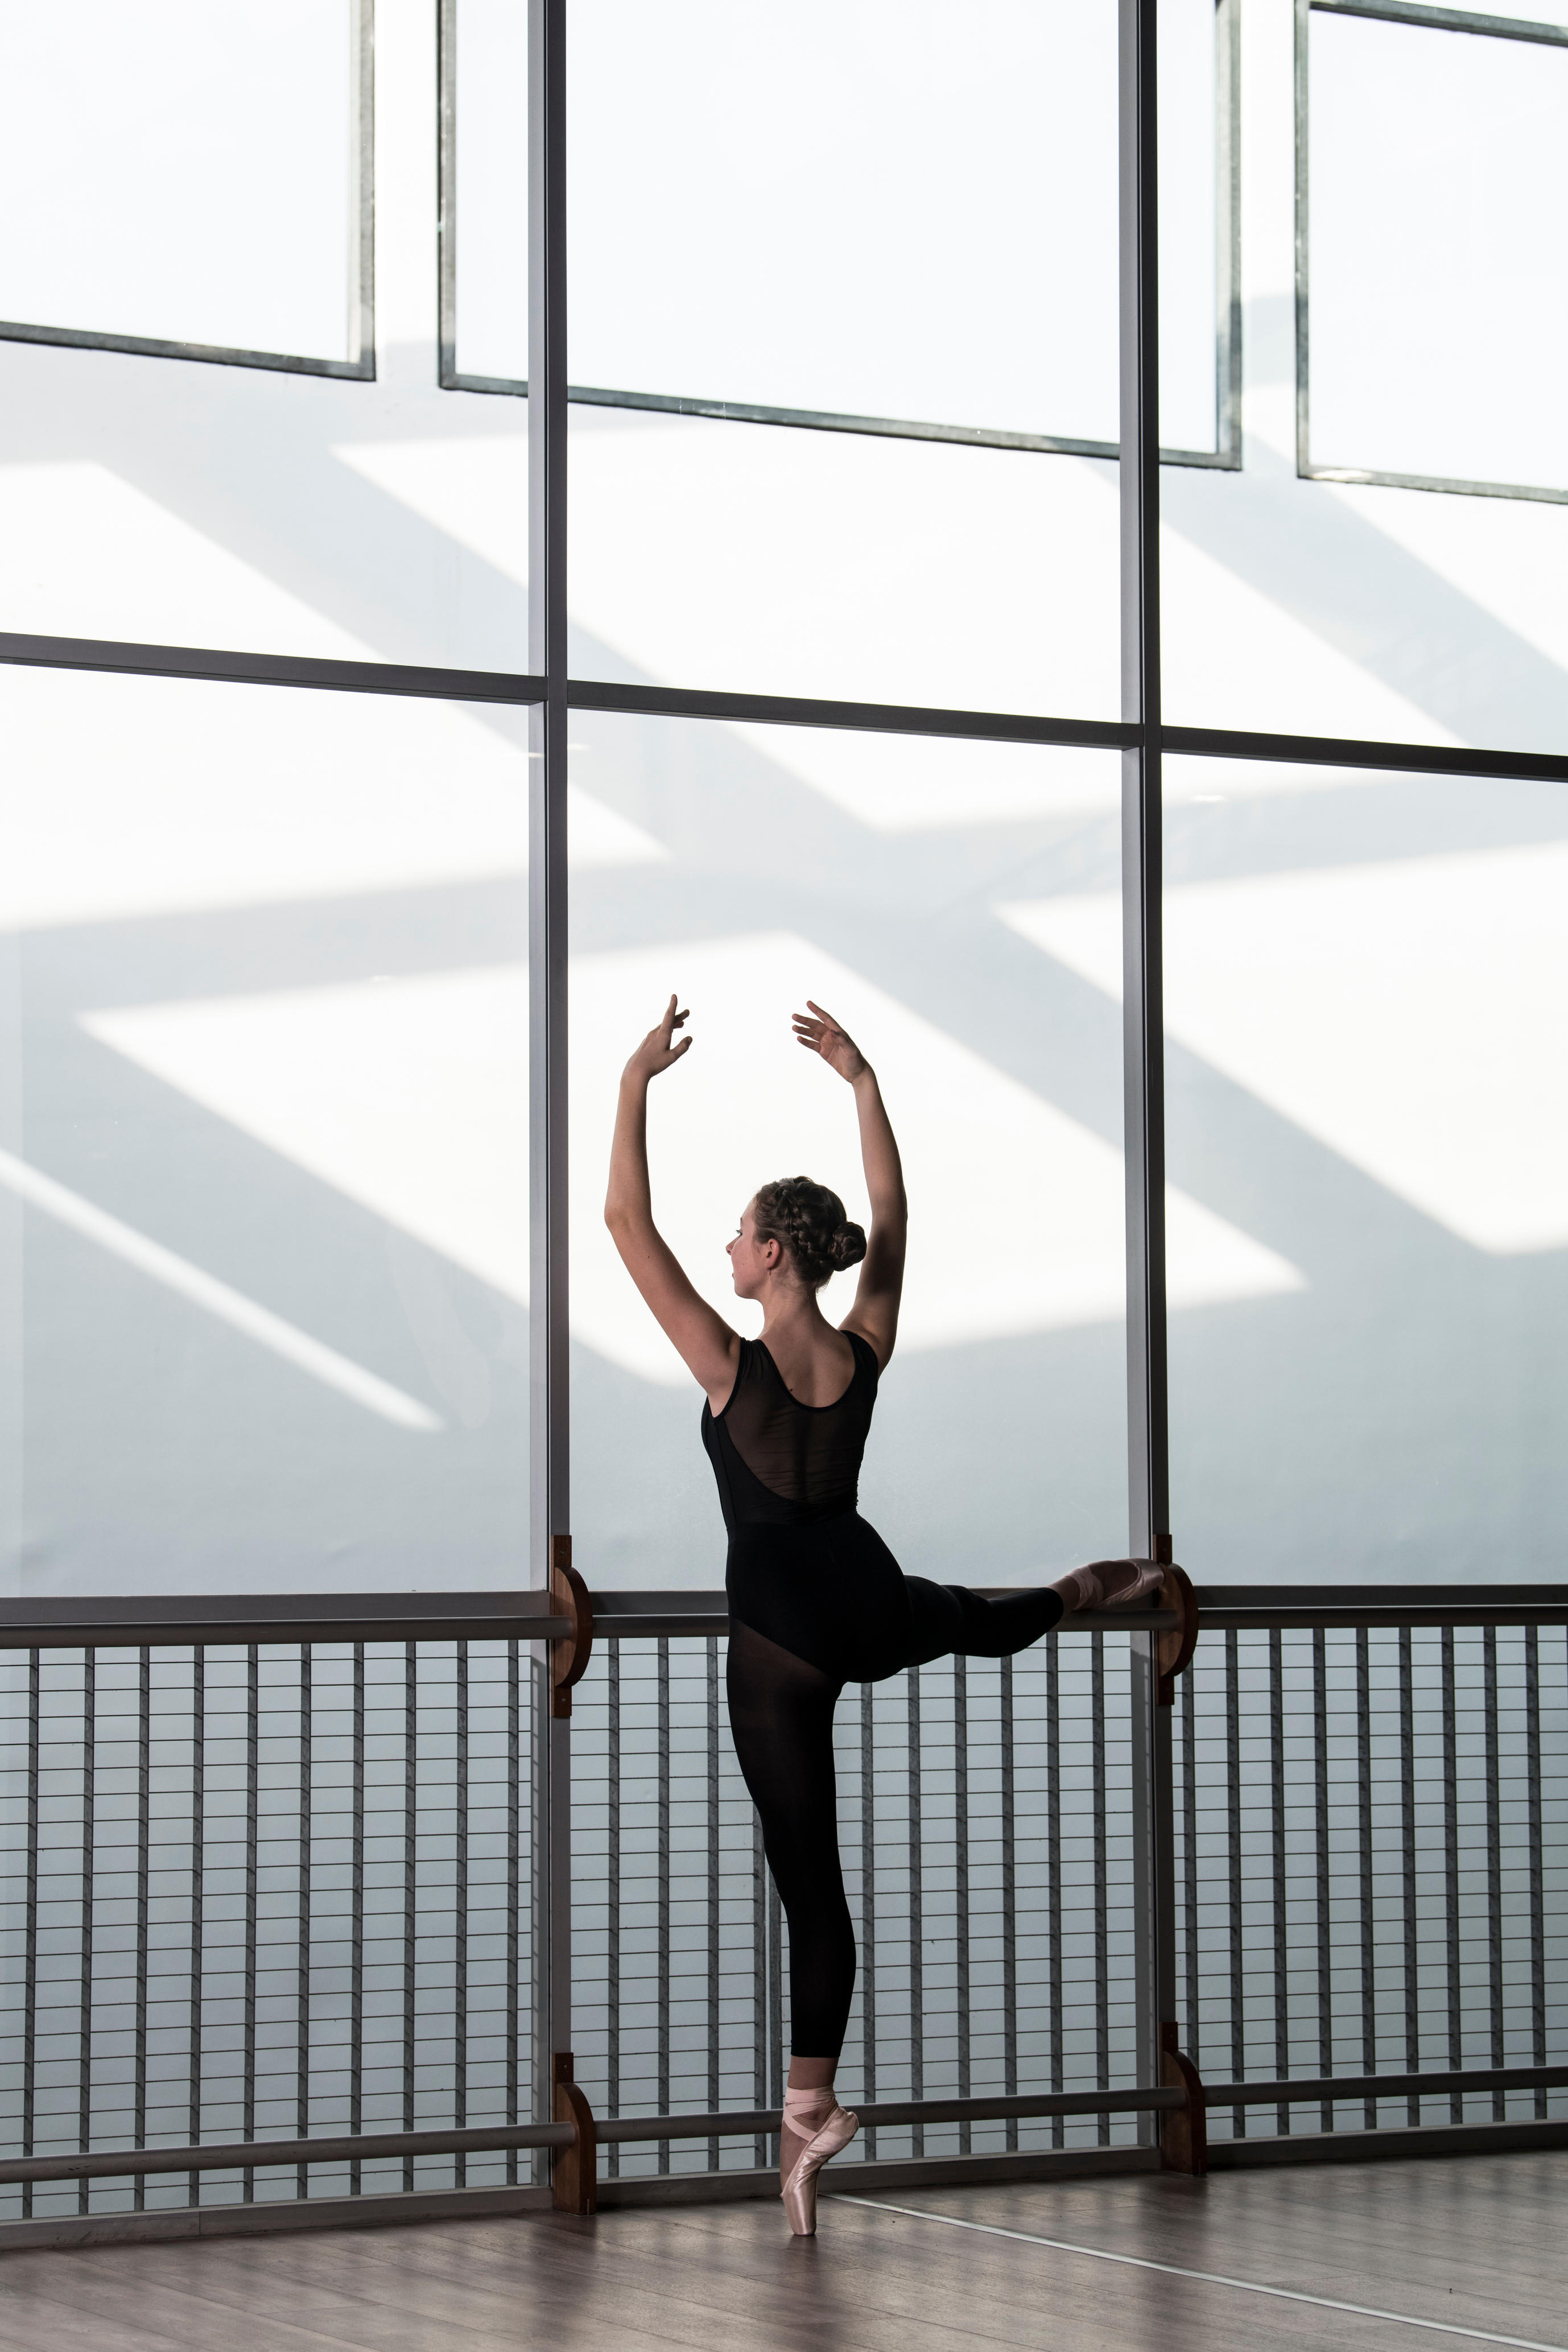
[0,0,371,375]
[1304,0,1568,498]
[449,0,1235,463]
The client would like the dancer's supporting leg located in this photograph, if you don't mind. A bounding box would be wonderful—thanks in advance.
[725,1620,859,2222]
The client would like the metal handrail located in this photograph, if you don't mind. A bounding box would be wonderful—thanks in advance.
[599,2087,1185,2144]
[1202,2063,1568,2110]
[0,2120,576,2187]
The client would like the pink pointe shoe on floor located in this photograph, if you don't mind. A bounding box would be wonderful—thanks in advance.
[779,2085,860,2236]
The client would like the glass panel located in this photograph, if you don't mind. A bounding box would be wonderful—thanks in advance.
[1308,7,1568,493]
[1149,755,1562,1584]
[0,0,361,364]
[448,0,529,387]
[0,5,528,670]
[569,713,1290,1591]
[1,663,561,1595]
[562,0,1218,454]
[568,407,1119,711]
[563,0,1132,712]
[1161,0,1568,754]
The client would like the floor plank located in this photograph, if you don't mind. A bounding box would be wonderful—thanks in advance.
[0,2153,1561,2352]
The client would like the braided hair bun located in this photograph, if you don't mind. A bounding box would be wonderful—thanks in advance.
[751,1175,867,1292]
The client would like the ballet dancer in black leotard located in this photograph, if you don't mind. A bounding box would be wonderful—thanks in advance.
[605,993,1165,2235]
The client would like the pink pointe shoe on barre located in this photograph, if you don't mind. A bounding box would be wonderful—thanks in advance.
[1062,1558,1168,1614]
[779,2085,860,2236]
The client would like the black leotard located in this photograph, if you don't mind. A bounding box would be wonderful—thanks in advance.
[703,1332,1064,1684]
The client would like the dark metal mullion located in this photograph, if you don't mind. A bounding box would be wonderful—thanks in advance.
[296,1647,312,2203]
[861,1680,878,2160]
[1000,1658,1017,2153]
[1092,1636,1110,2146]
[506,1638,521,2184]
[22,1652,38,2221]
[768,1873,783,2166]
[189,1650,204,2206]
[528,0,572,2126]
[955,1656,971,2157]
[1442,1627,1463,2123]
[1270,1630,1289,2134]
[455,1642,469,2187]
[13,616,1568,785]
[1400,1627,1420,2126]
[79,1650,94,2216]
[1313,1629,1333,2132]
[404,1644,418,2190]
[133,1648,149,2212]
[1483,1627,1505,2119]
[351,1643,364,2196]
[1525,1627,1546,2118]
[608,1637,621,2180]
[657,1637,671,2175]
[752,1801,766,2171]
[707,1638,720,2171]
[244,1645,258,2205]
[1120,0,1173,2127]
[1225,1630,1245,2134]
[1047,1640,1064,2149]
[1356,1628,1376,2128]
[908,1665,925,2158]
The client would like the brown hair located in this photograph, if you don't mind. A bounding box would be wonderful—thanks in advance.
[751,1176,868,1292]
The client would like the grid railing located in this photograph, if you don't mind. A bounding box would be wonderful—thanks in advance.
[1174,1599,1568,2144]
[570,1628,1144,2180]
[1,1587,1564,2242]
[0,1636,540,2226]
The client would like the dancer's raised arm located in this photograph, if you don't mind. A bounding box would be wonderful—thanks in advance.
[791,1000,906,1367]
[604,997,740,1404]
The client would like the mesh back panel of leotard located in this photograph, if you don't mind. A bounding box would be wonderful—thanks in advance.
[702,1336,877,1528]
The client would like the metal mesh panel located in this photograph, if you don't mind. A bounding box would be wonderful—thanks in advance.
[569,1630,1143,2175]
[1173,1622,1568,2136]
[0,1641,535,2219]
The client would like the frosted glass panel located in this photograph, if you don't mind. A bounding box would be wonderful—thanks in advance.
[450,0,528,385]
[0,0,360,362]
[568,714,1300,1591]
[1309,7,1568,490]
[0,665,553,1596]
[452,0,1222,453]
[0,1,528,672]
[1146,756,1568,1583]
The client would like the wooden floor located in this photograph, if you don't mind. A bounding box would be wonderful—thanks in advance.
[0,2153,1562,2350]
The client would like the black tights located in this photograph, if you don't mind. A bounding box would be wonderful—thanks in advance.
[725,1580,1064,2060]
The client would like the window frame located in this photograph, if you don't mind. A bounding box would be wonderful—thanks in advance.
[0,0,377,382]
[438,0,1243,471]
[1296,0,1568,504]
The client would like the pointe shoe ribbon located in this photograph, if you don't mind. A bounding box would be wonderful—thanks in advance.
[780,2088,860,2236]
[1072,1558,1167,1612]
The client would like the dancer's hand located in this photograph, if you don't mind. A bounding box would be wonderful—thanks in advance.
[624,995,692,1083]
[792,1000,868,1083]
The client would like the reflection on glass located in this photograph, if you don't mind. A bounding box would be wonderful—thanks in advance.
[0,665,553,1596]
[568,715,1293,1590]
[1308,7,1568,493]
[1151,758,1563,1581]
[0,0,362,363]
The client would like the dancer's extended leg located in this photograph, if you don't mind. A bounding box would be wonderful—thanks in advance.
[725,1620,860,2218]
[903,1558,1166,1668]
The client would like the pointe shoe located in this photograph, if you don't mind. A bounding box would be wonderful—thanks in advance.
[779,2088,860,2236]
[1070,1558,1168,1613]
